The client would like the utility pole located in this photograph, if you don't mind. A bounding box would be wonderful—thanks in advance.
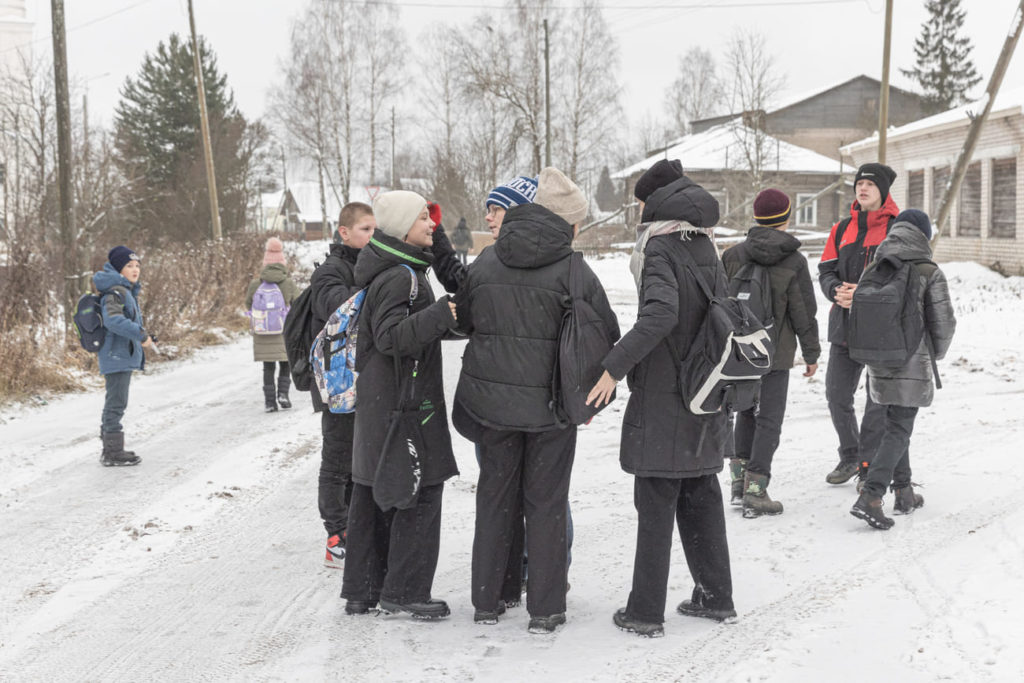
[877,0,894,163]
[543,18,551,169]
[935,0,1024,240]
[188,0,223,240]
[51,0,78,322]
[390,106,396,189]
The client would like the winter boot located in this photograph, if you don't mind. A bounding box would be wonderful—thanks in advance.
[613,608,664,638]
[344,599,378,615]
[729,458,748,507]
[892,483,924,515]
[100,431,141,467]
[277,374,292,410]
[826,460,860,485]
[379,598,451,620]
[742,472,784,518]
[263,384,278,413]
[527,613,566,634]
[473,601,506,625]
[676,596,737,623]
[850,491,894,530]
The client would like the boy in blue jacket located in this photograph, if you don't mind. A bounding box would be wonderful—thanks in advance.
[93,245,154,466]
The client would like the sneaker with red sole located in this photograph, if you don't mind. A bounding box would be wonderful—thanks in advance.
[325,533,346,569]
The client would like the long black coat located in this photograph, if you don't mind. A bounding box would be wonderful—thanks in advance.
[453,203,619,433]
[309,243,361,412]
[351,233,459,488]
[602,177,726,478]
[722,226,820,369]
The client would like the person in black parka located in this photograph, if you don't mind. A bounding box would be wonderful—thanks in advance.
[450,217,474,265]
[453,167,619,634]
[340,191,459,621]
[722,189,820,517]
[588,160,735,638]
[308,202,376,569]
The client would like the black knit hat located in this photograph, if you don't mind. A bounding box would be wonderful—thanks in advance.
[894,209,932,239]
[855,163,897,203]
[634,159,684,202]
[108,245,140,274]
[753,189,792,227]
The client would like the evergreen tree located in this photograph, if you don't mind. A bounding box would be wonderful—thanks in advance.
[114,34,259,242]
[595,166,619,213]
[900,0,982,113]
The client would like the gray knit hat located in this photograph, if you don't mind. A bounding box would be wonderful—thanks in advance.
[536,167,588,226]
[372,190,427,240]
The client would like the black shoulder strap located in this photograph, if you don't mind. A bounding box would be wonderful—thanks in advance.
[391,265,422,409]
[568,251,584,300]
[674,243,717,302]
[834,217,852,254]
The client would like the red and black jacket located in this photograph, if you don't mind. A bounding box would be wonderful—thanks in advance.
[817,194,899,344]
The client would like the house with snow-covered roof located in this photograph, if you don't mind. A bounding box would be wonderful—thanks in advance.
[842,85,1024,274]
[260,181,394,239]
[613,121,850,231]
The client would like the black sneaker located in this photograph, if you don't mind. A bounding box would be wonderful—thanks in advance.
[527,613,566,634]
[850,491,895,530]
[344,599,377,615]
[826,461,860,485]
[613,608,664,638]
[379,598,451,620]
[474,601,507,625]
[676,599,737,622]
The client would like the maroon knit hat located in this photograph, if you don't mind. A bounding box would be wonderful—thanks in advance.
[753,189,792,227]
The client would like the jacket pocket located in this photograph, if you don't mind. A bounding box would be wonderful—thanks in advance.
[623,391,643,429]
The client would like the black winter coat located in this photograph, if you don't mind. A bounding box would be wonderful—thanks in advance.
[866,224,956,408]
[722,226,820,369]
[453,203,619,433]
[604,177,726,478]
[308,243,361,412]
[351,233,459,488]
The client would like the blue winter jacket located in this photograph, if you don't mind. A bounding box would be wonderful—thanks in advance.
[93,263,148,375]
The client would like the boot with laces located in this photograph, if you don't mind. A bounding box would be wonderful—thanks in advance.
[850,491,894,530]
[892,483,924,514]
[742,472,783,518]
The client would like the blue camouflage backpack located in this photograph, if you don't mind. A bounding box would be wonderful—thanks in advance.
[310,264,418,414]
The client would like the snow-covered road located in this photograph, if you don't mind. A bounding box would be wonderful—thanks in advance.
[1,254,1022,682]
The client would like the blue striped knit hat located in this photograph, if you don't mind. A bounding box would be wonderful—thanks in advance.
[486,175,538,210]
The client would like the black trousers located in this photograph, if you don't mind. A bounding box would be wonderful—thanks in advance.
[863,404,917,498]
[101,370,132,434]
[734,369,790,477]
[625,474,733,625]
[825,343,885,466]
[341,482,444,605]
[472,425,576,618]
[262,360,289,388]
[319,411,354,538]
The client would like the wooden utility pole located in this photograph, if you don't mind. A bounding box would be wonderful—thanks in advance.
[390,106,396,189]
[50,0,78,323]
[188,0,223,240]
[935,0,1024,240]
[543,18,551,168]
[877,0,894,163]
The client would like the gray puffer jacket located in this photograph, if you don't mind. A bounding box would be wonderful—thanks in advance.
[866,224,956,408]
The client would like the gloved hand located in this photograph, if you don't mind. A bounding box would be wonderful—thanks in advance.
[427,202,442,232]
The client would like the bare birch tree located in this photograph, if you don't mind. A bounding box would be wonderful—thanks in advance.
[667,47,725,134]
[361,0,404,184]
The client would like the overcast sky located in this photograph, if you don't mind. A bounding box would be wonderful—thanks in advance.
[15,0,1024,136]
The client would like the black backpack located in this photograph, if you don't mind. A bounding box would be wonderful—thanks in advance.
[848,256,937,378]
[73,289,123,353]
[727,261,775,331]
[552,252,619,426]
[283,285,316,392]
[675,248,774,415]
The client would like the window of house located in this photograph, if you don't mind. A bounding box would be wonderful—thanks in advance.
[991,157,1017,239]
[907,170,924,209]
[795,193,817,226]
[932,166,951,235]
[957,162,982,237]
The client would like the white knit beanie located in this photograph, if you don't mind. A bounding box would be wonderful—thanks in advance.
[372,190,427,240]
[536,167,588,226]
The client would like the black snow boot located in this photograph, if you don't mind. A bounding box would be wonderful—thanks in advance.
[729,458,747,507]
[277,374,292,410]
[850,491,894,530]
[379,598,451,620]
[676,590,737,623]
[527,613,566,634]
[100,431,141,467]
[473,601,506,625]
[263,384,278,413]
[613,608,664,638]
[742,472,783,518]
[892,483,924,514]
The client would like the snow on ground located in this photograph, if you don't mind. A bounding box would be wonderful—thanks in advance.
[1,247,1022,682]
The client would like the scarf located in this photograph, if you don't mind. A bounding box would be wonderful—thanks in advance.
[628,220,716,291]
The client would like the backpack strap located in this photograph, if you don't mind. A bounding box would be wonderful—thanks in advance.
[833,216,852,256]
[674,243,718,303]
[392,264,422,409]
[909,260,942,390]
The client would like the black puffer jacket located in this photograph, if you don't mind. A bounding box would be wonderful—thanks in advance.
[722,226,820,369]
[308,243,361,412]
[603,177,727,478]
[351,233,459,487]
[866,224,956,408]
[453,203,619,433]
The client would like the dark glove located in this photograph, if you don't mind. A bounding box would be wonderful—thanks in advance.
[427,202,442,232]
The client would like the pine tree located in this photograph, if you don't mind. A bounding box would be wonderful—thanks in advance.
[595,166,619,213]
[900,0,982,113]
